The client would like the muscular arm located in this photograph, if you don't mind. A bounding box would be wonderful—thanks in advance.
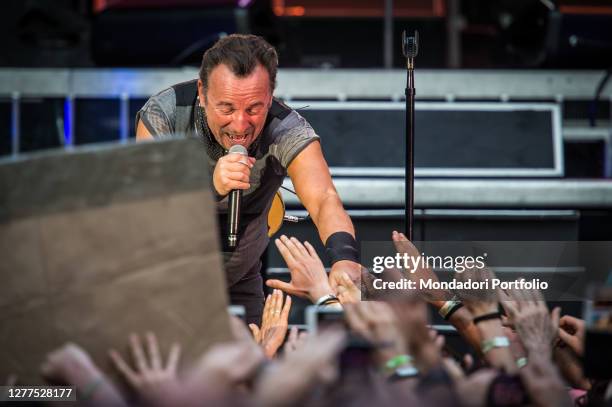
[287,141,361,281]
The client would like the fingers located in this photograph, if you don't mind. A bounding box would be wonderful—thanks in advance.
[290,237,310,257]
[109,349,139,387]
[224,152,255,166]
[265,279,302,297]
[278,235,304,260]
[166,343,181,374]
[145,332,162,371]
[304,241,321,260]
[281,294,292,321]
[249,324,261,342]
[129,334,149,373]
[268,289,281,322]
[551,307,561,332]
[557,327,577,348]
[560,315,584,333]
[391,230,415,255]
[275,238,296,267]
[288,326,298,345]
[344,303,369,338]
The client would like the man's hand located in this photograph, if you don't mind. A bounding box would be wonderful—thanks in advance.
[344,301,406,365]
[41,343,104,390]
[249,289,292,358]
[267,235,334,303]
[41,343,127,406]
[500,288,560,357]
[329,260,361,293]
[334,271,361,304]
[109,332,182,407]
[254,329,345,407]
[519,354,572,407]
[557,315,585,356]
[212,152,256,196]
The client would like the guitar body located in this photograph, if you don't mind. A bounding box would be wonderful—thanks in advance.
[267,191,285,237]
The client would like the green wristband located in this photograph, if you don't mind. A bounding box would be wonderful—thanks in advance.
[516,357,528,368]
[385,354,413,370]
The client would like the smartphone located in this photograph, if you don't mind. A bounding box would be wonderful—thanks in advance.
[583,286,612,379]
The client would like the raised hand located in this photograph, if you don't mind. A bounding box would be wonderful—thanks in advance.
[557,314,585,356]
[249,289,292,358]
[334,271,361,304]
[255,329,345,407]
[41,343,126,406]
[109,332,182,407]
[267,235,334,303]
[500,287,560,357]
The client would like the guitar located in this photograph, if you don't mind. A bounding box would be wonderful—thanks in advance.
[267,191,304,237]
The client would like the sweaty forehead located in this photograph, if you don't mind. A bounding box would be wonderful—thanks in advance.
[207,63,271,103]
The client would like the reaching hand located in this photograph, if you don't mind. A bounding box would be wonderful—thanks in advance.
[190,340,265,387]
[500,287,560,356]
[454,266,499,316]
[249,289,292,358]
[333,271,361,304]
[557,315,585,356]
[109,332,182,407]
[391,231,448,305]
[41,343,126,406]
[518,353,572,407]
[344,301,406,365]
[389,297,441,373]
[267,235,333,303]
[255,329,345,407]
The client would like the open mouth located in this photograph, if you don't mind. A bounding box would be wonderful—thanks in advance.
[227,133,249,145]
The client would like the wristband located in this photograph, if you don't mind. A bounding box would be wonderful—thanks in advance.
[481,336,510,354]
[473,312,502,325]
[324,231,359,265]
[315,294,340,307]
[385,354,413,371]
[389,365,419,381]
[516,357,528,368]
[438,299,463,320]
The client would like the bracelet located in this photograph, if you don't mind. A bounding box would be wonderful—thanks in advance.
[80,377,104,401]
[516,357,528,368]
[315,294,340,307]
[481,336,510,354]
[438,299,463,320]
[385,354,413,371]
[473,312,502,325]
[324,231,360,265]
[389,365,419,381]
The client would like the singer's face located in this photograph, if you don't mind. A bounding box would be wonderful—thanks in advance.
[198,63,272,150]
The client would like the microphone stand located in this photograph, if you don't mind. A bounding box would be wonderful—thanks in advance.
[402,30,418,241]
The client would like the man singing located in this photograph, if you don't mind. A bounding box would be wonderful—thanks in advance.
[136,34,359,324]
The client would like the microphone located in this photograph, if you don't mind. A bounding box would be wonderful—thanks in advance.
[402,30,419,59]
[227,144,248,248]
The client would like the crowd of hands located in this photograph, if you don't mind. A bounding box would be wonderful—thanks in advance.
[6,232,610,407]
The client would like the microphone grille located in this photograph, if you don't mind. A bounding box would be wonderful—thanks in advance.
[403,30,419,59]
[228,144,248,155]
